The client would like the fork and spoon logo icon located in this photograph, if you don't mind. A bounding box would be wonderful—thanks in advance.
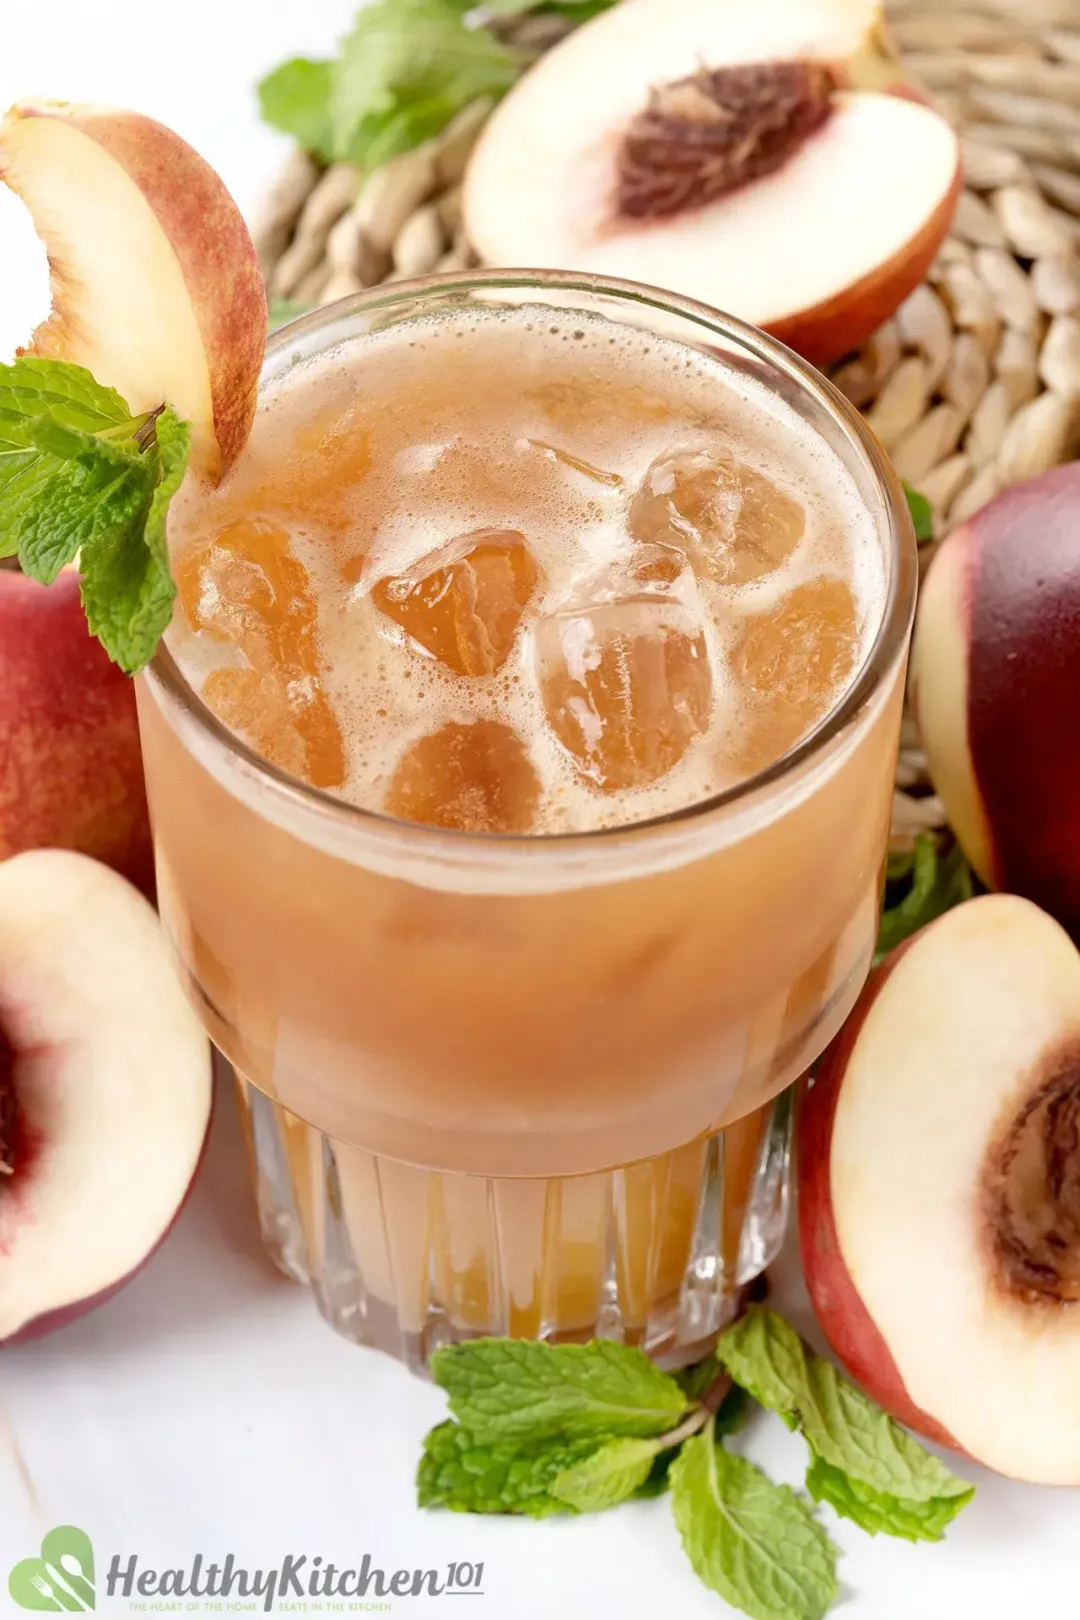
[9,1526,96,1611]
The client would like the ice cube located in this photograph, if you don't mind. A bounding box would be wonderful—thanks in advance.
[176,517,345,788]
[386,719,540,833]
[728,576,860,769]
[629,447,805,586]
[534,588,713,793]
[372,529,539,677]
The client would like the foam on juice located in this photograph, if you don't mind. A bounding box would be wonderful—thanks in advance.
[167,305,884,835]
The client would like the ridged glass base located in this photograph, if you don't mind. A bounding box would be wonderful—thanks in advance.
[235,1079,792,1374]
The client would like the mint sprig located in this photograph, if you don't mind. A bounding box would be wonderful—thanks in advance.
[418,1312,974,1620]
[258,59,336,160]
[258,0,529,173]
[0,358,190,673]
[717,1309,974,1542]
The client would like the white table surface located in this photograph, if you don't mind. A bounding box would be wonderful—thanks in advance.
[1,6,1075,1616]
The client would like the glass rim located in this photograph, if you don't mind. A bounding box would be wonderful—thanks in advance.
[148,267,917,855]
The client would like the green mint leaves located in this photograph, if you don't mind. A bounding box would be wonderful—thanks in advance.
[877,833,973,961]
[258,0,528,173]
[333,0,526,173]
[258,59,337,161]
[432,1336,689,1442]
[418,1422,599,1517]
[257,0,626,173]
[716,1309,974,1543]
[902,481,934,544]
[79,409,189,676]
[672,1418,839,1620]
[0,357,190,673]
[549,1436,665,1511]
[419,1313,974,1620]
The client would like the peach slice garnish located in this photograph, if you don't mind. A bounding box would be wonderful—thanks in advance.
[0,101,267,480]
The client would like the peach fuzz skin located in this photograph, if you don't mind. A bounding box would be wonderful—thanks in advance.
[912,463,1080,937]
[797,938,964,1455]
[0,568,153,895]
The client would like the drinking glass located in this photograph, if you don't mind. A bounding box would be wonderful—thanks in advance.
[136,273,917,1371]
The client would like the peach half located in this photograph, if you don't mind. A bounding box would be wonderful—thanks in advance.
[911,463,1080,939]
[0,851,211,1343]
[463,0,959,368]
[0,101,267,480]
[800,894,1080,1484]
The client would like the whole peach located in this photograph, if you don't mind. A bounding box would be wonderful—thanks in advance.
[0,567,153,894]
[911,463,1080,936]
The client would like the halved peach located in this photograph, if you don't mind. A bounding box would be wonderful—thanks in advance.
[0,852,212,1343]
[464,0,959,368]
[801,895,1080,1483]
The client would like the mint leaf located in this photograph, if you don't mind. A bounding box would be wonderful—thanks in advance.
[806,1458,971,1543]
[0,358,143,569]
[15,453,150,586]
[24,415,142,466]
[257,58,336,160]
[4,408,150,586]
[0,357,132,439]
[903,481,934,543]
[417,1421,594,1516]
[718,1311,808,1428]
[671,1418,839,1620]
[143,410,191,560]
[876,833,973,960]
[717,1309,973,1541]
[431,1337,689,1444]
[329,0,526,171]
[79,410,189,674]
[0,358,192,671]
[552,1436,663,1511]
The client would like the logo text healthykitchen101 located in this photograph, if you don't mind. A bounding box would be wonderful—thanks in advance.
[108,1552,485,1610]
[8,1526,486,1614]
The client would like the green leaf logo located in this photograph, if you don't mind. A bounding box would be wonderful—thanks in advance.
[9,1527,95,1611]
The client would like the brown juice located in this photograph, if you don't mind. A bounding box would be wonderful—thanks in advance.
[137,293,908,1364]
